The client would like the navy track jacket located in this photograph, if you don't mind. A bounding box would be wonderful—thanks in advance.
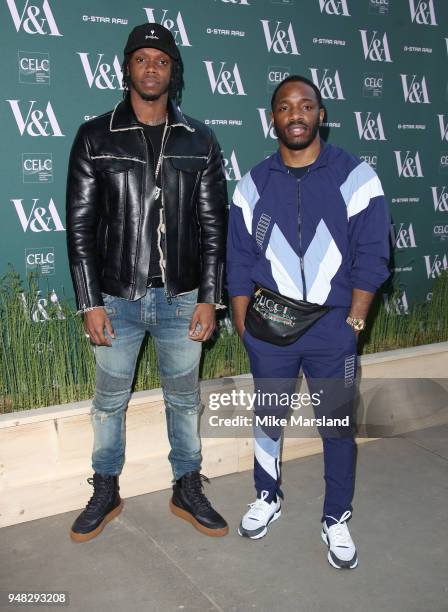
[226,141,391,306]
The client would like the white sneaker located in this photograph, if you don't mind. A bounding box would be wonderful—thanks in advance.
[238,490,281,539]
[321,510,358,569]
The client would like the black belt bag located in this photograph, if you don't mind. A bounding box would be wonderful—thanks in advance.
[244,285,331,346]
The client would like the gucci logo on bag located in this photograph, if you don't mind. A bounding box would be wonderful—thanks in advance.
[254,295,297,328]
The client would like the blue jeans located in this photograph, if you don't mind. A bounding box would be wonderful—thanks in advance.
[91,288,202,480]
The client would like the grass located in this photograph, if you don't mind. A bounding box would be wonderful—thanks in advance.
[1,268,447,413]
[360,273,448,353]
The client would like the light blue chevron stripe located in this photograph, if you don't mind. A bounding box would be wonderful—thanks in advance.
[304,219,342,304]
[254,424,281,457]
[254,437,280,481]
[304,219,332,289]
[340,161,384,219]
[232,171,260,235]
[265,223,303,299]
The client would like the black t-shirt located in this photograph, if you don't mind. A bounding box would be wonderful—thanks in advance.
[141,122,164,168]
[138,122,166,282]
[286,164,313,179]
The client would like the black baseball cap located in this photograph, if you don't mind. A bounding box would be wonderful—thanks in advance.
[124,23,180,60]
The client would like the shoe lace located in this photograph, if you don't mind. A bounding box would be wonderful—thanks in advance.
[84,476,114,516]
[185,473,212,513]
[247,490,270,519]
[325,510,352,547]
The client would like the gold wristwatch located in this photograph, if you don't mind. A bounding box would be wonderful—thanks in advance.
[346,316,366,331]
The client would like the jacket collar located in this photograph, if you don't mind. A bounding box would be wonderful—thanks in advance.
[109,95,195,133]
[269,139,330,174]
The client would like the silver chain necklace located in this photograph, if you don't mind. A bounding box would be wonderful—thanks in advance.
[152,116,168,200]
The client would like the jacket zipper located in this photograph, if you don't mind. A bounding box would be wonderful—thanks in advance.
[131,128,151,299]
[296,170,311,302]
[159,126,172,303]
[103,223,109,261]
[74,263,88,310]
[140,126,171,302]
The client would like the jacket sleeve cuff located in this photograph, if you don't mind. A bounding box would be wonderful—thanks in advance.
[70,260,103,311]
[352,279,380,293]
[198,261,225,305]
[227,285,254,298]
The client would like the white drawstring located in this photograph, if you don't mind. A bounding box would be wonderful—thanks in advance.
[325,510,352,546]
[326,510,351,525]
[246,491,270,519]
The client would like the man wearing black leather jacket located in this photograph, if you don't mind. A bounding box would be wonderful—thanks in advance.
[66,23,228,542]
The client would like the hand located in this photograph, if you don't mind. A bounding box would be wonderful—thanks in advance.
[231,296,250,341]
[84,308,115,346]
[346,322,360,339]
[188,303,216,342]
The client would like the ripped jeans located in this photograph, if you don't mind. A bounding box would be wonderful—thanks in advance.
[91,288,202,480]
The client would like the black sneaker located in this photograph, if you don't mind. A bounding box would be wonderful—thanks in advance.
[169,471,228,537]
[70,473,123,542]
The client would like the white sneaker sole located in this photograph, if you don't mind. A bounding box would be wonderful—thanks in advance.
[321,530,358,569]
[238,507,282,540]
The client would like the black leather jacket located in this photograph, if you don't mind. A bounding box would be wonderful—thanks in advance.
[66,95,227,310]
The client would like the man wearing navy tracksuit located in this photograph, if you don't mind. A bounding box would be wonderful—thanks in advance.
[227,75,390,569]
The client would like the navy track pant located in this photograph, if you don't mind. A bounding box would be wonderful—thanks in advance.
[242,306,357,525]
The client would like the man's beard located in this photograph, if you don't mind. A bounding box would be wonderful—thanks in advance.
[275,119,320,151]
[138,91,164,102]
[129,77,170,102]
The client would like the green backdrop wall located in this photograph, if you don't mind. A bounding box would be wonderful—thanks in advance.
[1,0,447,321]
